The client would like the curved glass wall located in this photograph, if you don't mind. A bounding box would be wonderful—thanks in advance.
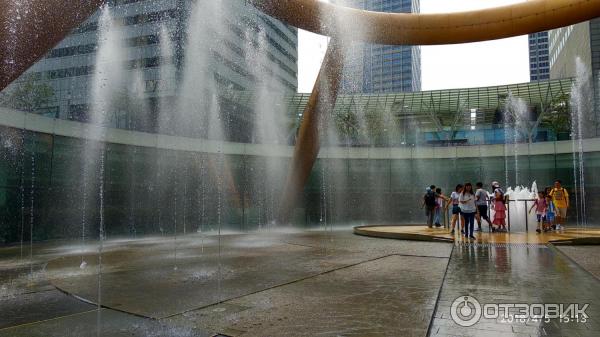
[1,108,598,245]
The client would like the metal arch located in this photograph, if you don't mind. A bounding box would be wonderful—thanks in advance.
[249,0,600,45]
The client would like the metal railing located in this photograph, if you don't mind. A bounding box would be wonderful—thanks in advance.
[444,197,538,233]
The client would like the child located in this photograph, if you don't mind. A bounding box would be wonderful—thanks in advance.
[546,194,556,231]
[434,188,449,228]
[529,191,547,234]
[492,189,507,231]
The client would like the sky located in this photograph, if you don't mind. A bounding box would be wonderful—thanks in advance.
[297,0,530,93]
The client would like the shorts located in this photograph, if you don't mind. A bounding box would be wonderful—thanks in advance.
[452,205,461,215]
[536,214,546,222]
[477,205,489,220]
[547,212,555,221]
[556,207,567,218]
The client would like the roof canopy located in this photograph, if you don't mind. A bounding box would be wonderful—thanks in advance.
[284,78,573,131]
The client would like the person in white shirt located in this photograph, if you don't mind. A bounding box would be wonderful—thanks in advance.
[459,182,477,240]
[449,184,464,235]
[475,182,492,232]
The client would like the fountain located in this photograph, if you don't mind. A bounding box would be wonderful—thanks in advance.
[86,6,127,332]
[569,57,593,227]
[28,136,35,280]
[503,92,523,187]
[247,28,288,229]
[502,182,539,232]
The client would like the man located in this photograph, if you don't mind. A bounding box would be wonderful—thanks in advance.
[423,185,437,228]
[475,182,492,231]
[549,180,569,230]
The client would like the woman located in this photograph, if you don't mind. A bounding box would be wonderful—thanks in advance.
[492,188,507,231]
[448,184,464,235]
[459,182,477,240]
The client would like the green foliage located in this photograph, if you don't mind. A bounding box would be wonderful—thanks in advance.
[364,108,386,146]
[0,75,55,112]
[334,109,361,145]
[541,93,571,138]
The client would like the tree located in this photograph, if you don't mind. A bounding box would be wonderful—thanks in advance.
[541,93,571,140]
[364,107,387,147]
[0,75,54,112]
[334,108,361,146]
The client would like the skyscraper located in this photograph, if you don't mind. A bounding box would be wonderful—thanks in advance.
[549,19,600,136]
[528,32,550,81]
[340,0,421,93]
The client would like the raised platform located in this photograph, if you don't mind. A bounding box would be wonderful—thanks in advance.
[354,225,600,245]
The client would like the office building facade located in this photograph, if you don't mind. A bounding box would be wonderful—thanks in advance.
[528,32,550,81]
[339,0,421,93]
[549,19,600,136]
[4,0,298,131]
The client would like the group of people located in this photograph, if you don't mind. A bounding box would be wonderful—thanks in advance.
[529,180,570,233]
[422,180,570,240]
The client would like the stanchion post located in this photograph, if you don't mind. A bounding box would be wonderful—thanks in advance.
[507,196,511,232]
[524,200,529,232]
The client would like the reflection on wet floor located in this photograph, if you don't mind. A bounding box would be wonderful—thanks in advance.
[432,243,600,337]
[0,231,599,336]
[0,231,451,336]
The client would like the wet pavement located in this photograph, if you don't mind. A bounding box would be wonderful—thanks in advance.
[45,231,452,318]
[168,254,447,336]
[0,230,599,336]
[555,245,600,280]
[431,243,600,337]
[0,230,452,336]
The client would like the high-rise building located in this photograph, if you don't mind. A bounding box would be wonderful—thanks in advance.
[549,19,600,136]
[5,0,298,129]
[339,0,421,93]
[528,32,550,81]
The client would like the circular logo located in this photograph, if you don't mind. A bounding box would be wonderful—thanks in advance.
[450,295,482,327]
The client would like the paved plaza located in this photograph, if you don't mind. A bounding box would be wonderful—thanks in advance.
[1,230,599,336]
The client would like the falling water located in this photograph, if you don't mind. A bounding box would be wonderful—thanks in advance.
[177,0,225,138]
[126,146,136,239]
[504,92,527,187]
[80,139,88,269]
[96,149,105,337]
[126,68,150,239]
[177,0,227,302]
[88,7,126,333]
[248,28,287,228]
[3,1,30,77]
[503,97,511,187]
[173,168,178,271]
[183,163,188,235]
[28,138,35,281]
[19,129,25,261]
[199,154,207,253]
[216,142,223,302]
[157,24,174,135]
[320,148,328,230]
[314,1,352,232]
[569,57,592,226]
